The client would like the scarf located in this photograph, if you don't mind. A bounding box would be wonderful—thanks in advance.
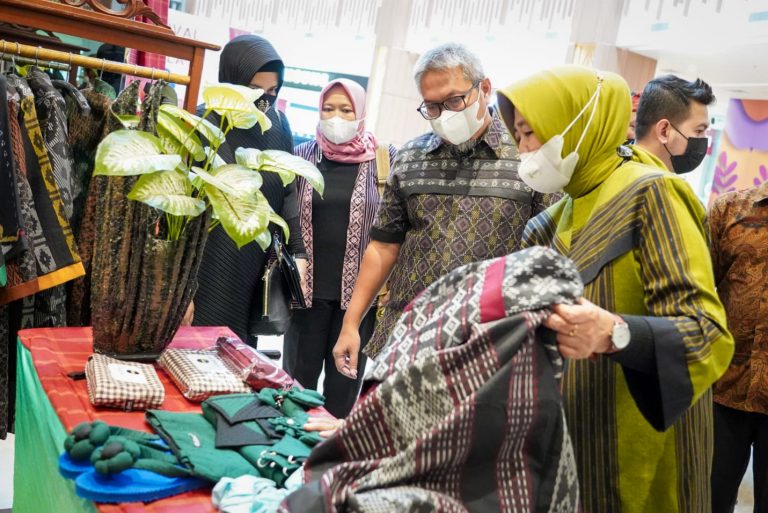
[498,65,632,199]
[315,78,376,164]
[281,246,583,512]
[218,35,284,89]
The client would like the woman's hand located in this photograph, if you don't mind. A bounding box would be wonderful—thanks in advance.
[543,298,617,359]
[296,258,309,299]
[304,417,343,438]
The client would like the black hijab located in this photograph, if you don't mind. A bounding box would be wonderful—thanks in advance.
[218,35,285,91]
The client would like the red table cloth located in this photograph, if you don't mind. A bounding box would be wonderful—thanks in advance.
[19,326,241,513]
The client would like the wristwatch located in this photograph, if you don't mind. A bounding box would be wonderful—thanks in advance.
[610,316,631,351]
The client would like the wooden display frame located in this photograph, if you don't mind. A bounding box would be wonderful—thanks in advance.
[0,0,220,111]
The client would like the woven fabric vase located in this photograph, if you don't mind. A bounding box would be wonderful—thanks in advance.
[90,175,209,359]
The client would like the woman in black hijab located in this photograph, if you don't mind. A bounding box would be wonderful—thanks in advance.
[192,35,307,345]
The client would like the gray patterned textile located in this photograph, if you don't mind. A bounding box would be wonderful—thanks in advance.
[26,67,75,221]
[280,246,582,513]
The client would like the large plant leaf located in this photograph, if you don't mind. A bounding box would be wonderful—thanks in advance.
[157,110,206,161]
[95,130,181,176]
[159,104,225,147]
[113,114,141,129]
[268,212,290,241]
[157,124,184,156]
[254,231,272,251]
[235,148,291,184]
[202,83,271,132]
[207,187,273,248]
[264,150,324,195]
[235,148,323,195]
[127,170,205,217]
[192,165,263,197]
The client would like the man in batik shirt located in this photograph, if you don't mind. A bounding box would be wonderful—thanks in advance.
[709,181,768,512]
[332,43,556,378]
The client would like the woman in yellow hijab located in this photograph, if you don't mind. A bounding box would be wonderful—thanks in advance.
[497,66,733,513]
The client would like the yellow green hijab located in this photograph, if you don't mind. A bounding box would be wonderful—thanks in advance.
[497,65,664,197]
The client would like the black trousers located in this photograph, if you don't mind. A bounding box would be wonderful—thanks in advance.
[711,402,768,513]
[282,299,376,418]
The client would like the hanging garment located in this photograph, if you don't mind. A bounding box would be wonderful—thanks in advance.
[1,84,40,439]
[26,67,76,222]
[282,246,582,513]
[0,75,83,306]
[0,76,22,261]
[52,78,91,233]
[66,82,139,327]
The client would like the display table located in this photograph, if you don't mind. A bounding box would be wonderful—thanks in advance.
[15,326,245,513]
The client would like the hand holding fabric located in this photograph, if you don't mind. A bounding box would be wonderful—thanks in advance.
[544,298,615,359]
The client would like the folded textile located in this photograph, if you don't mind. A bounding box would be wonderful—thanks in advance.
[213,473,302,513]
[217,337,294,390]
[86,354,165,410]
[202,394,282,448]
[158,348,251,402]
[146,409,261,483]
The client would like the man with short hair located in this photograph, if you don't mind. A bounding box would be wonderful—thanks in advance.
[708,182,768,512]
[635,75,715,174]
[332,42,557,378]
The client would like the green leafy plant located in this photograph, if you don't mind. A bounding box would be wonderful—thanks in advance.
[94,83,324,249]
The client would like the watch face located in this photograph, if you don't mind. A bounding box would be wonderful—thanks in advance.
[612,323,631,349]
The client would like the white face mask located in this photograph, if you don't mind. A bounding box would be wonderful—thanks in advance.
[429,88,487,146]
[318,116,361,144]
[518,77,604,194]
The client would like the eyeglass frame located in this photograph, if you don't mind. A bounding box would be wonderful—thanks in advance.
[416,81,482,120]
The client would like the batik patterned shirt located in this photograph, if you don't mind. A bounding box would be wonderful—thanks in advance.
[366,109,557,357]
[709,182,768,414]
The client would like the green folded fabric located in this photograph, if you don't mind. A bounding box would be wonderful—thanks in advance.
[146,410,260,482]
[241,435,313,488]
[257,387,325,422]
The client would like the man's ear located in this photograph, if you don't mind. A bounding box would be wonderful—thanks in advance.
[480,77,492,98]
[655,118,671,144]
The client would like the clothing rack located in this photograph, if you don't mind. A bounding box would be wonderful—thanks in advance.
[1,40,189,85]
[0,51,70,72]
[0,0,220,112]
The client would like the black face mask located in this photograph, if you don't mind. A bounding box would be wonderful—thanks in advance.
[255,93,277,113]
[664,124,708,174]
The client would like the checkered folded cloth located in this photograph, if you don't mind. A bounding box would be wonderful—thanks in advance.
[158,348,251,402]
[85,354,165,411]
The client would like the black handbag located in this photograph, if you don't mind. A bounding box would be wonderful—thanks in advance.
[250,233,306,336]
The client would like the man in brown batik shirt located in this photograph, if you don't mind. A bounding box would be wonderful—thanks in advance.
[708,181,768,513]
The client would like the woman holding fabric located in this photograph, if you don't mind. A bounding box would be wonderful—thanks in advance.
[192,35,307,345]
[496,66,733,513]
[284,79,396,418]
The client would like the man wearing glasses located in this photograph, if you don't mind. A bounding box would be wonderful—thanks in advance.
[332,42,558,380]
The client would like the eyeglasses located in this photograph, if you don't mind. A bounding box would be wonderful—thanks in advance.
[417,82,481,120]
